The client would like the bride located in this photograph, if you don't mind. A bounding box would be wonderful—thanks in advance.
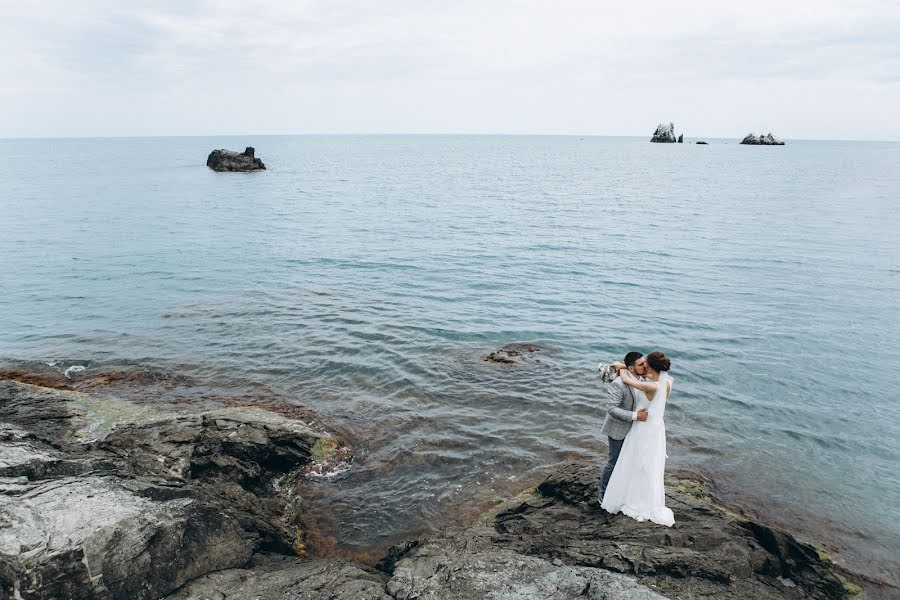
[600,351,675,526]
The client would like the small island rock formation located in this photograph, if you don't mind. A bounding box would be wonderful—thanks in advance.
[740,133,785,146]
[207,147,267,172]
[650,122,677,143]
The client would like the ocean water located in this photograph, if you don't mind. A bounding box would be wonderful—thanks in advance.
[1,135,898,582]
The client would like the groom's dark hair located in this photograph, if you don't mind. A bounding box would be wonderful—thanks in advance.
[624,351,643,367]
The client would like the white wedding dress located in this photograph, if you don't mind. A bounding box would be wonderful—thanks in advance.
[601,372,674,526]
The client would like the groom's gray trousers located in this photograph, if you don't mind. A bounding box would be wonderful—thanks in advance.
[598,378,637,498]
[599,437,624,497]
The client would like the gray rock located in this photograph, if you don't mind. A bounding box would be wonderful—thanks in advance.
[387,534,667,600]
[651,123,677,143]
[740,133,785,145]
[487,463,846,599]
[380,463,848,599]
[0,475,253,600]
[0,381,319,600]
[206,147,267,171]
[165,554,392,600]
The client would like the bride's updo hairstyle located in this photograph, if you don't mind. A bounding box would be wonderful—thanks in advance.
[646,351,671,372]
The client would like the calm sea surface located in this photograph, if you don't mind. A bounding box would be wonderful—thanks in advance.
[1,136,898,582]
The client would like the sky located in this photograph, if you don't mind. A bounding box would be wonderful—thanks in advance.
[1,1,899,140]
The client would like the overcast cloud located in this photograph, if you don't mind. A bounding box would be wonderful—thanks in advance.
[2,0,899,139]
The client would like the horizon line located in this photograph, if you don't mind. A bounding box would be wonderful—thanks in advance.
[1,132,898,143]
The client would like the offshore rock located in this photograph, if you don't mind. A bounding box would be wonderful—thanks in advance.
[677,134,684,143]
[740,133,785,145]
[696,141,709,145]
[650,123,677,143]
[206,146,267,171]
[483,342,542,365]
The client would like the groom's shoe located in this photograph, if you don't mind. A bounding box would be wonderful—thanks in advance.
[586,495,603,511]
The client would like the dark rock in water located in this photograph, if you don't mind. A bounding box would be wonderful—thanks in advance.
[207,146,267,171]
[484,342,542,365]
[697,141,709,144]
[651,122,677,143]
[678,134,684,143]
[740,133,785,146]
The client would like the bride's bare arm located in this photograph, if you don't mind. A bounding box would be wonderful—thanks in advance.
[617,368,658,395]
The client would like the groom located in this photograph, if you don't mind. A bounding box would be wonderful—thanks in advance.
[598,351,649,501]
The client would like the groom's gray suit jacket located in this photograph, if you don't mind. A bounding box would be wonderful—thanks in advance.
[600,379,637,441]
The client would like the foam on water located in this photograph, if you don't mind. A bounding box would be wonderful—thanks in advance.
[64,365,86,379]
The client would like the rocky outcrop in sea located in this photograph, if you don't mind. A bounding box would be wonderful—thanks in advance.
[0,378,873,599]
[650,123,677,143]
[206,147,267,171]
[483,342,542,365]
[740,133,785,145]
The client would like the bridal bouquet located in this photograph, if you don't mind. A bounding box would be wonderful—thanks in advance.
[597,361,625,383]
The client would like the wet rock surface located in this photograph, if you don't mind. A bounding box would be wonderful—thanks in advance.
[1,379,865,599]
[206,146,267,172]
[483,342,543,364]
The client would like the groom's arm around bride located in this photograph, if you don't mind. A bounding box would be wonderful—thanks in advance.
[606,376,648,425]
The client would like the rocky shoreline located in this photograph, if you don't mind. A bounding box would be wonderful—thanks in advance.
[0,379,882,599]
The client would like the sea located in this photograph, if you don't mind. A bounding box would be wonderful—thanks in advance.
[1,135,898,584]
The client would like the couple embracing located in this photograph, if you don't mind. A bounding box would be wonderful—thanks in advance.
[598,351,675,526]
